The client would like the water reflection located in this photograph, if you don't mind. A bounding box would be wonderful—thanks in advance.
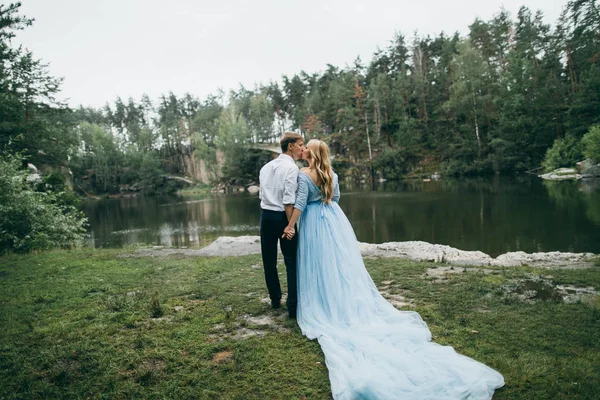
[81,177,600,256]
[81,193,261,249]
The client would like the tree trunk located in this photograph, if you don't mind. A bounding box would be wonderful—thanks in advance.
[566,45,577,94]
[473,94,481,158]
[364,110,375,185]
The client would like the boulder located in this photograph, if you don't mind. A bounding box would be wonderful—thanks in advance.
[358,241,493,266]
[581,164,600,178]
[491,251,594,268]
[576,158,594,173]
[539,168,581,180]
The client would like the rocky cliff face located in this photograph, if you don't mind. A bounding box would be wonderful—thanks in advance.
[181,150,225,184]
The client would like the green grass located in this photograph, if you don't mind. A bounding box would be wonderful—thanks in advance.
[1,250,599,399]
[177,183,213,195]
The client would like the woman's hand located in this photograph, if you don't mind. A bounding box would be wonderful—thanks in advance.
[282,225,295,240]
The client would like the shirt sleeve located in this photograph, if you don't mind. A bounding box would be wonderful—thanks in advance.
[282,166,299,205]
[333,173,340,202]
[258,166,264,200]
[294,174,309,212]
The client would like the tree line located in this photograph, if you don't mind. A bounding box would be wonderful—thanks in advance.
[71,1,600,187]
[1,1,600,251]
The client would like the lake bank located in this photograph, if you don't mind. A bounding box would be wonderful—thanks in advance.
[123,236,598,269]
[80,176,600,257]
[1,247,599,399]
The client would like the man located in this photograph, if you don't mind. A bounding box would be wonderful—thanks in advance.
[259,132,304,318]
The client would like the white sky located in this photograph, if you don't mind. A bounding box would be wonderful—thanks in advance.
[13,0,568,108]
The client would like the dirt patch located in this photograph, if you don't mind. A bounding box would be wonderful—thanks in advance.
[208,311,290,342]
[378,280,415,308]
[244,315,277,326]
[143,358,166,372]
[425,266,496,282]
[380,291,414,308]
[231,328,267,340]
[501,276,598,304]
[212,350,234,364]
[260,294,287,305]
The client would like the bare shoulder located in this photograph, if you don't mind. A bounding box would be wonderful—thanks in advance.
[299,167,311,177]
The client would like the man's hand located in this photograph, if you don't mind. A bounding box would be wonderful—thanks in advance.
[282,225,295,240]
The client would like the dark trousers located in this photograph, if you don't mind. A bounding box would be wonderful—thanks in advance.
[260,209,298,313]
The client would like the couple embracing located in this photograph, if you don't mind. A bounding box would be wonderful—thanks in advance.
[258,132,504,399]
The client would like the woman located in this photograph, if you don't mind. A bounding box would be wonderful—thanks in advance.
[283,139,504,400]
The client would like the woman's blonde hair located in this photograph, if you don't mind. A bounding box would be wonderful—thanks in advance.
[306,139,334,203]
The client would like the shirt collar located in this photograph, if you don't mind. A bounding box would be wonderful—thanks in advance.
[278,154,295,163]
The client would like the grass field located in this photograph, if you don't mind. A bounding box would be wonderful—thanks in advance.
[1,249,599,399]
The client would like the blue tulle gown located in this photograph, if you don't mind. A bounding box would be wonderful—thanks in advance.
[294,172,504,400]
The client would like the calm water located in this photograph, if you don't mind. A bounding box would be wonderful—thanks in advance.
[81,177,600,257]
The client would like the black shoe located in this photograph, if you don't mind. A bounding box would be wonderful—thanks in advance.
[271,299,281,309]
[288,310,297,319]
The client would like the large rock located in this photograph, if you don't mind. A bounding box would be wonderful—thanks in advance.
[491,251,594,268]
[576,158,594,173]
[358,241,493,266]
[539,168,581,180]
[580,178,600,193]
[581,164,600,178]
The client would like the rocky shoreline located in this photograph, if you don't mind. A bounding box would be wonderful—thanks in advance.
[540,158,600,181]
[122,236,597,269]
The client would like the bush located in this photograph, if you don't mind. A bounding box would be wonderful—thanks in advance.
[441,156,494,177]
[581,125,600,163]
[541,134,583,172]
[138,152,167,195]
[0,154,88,253]
[221,147,272,182]
[372,148,419,180]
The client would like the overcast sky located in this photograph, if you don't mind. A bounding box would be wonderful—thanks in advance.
[14,0,568,108]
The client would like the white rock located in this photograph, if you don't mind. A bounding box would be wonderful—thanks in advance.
[539,168,581,180]
[125,236,596,269]
[198,236,262,256]
[492,251,595,268]
[358,241,493,266]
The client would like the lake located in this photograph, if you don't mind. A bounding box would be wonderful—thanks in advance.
[81,176,600,257]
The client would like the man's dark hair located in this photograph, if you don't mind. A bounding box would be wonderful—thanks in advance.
[280,132,303,153]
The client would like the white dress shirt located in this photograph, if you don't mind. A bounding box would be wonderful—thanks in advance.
[259,154,299,211]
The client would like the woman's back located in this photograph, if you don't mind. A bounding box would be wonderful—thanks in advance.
[295,171,340,210]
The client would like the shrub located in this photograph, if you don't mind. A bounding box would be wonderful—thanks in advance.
[0,154,88,253]
[581,125,600,163]
[373,148,420,180]
[541,134,583,172]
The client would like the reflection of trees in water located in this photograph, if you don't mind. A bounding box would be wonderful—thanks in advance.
[584,190,600,225]
[580,180,600,225]
[543,180,600,225]
[347,175,546,196]
[343,177,600,256]
[543,180,582,208]
[83,178,600,254]
[82,193,261,247]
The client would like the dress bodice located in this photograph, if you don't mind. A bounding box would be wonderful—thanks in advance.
[294,172,340,211]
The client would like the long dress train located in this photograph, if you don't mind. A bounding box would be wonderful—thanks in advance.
[294,172,504,399]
